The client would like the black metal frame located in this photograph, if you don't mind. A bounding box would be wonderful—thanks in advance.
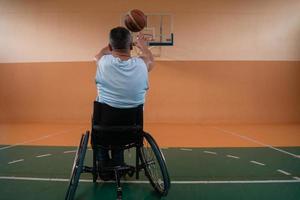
[148,33,174,46]
[90,126,145,200]
[65,102,170,200]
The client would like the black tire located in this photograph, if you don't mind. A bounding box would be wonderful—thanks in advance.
[139,132,170,196]
[65,131,89,200]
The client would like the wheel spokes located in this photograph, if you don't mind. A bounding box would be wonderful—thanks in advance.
[142,144,165,190]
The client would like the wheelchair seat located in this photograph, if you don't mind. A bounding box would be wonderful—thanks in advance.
[91,101,143,147]
[92,102,143,185]
[65,101,170,200]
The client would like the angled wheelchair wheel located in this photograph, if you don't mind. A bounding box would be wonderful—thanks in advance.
[65,131,89,200]
[139,132,170,196]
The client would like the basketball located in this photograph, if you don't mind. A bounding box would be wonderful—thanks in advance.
[124,9,147,32]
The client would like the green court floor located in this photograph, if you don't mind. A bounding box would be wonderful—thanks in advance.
[0,146,299,199]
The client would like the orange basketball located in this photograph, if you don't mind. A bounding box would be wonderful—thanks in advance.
[124,9,147,32]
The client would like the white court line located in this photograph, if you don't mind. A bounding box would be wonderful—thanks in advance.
[36,154,52,158]
[8,159,24,164]
[180,148,193,151]
[250,161,266,166]
[204,150,217,155]
[0,129,78,151]
[213,127,299,159]
[63,150,77,154]
[170,180,300,184]
[0,176,300,184]
[277,169,291,176]
[293,177,300,180]
[226,155,240,159]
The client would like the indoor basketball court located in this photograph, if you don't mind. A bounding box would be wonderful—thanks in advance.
[1,1,300,200]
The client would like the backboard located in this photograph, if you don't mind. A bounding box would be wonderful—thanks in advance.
[120,13,174,57]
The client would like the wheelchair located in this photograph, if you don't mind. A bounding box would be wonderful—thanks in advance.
[65,102,170,200]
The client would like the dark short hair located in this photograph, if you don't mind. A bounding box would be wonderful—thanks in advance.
[109,27,131,50]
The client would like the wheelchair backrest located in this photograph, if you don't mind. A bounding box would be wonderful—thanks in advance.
[92,101,143,147]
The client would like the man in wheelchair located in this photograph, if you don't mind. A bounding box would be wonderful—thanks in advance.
[93,27,153,180]
[65,27,169,200]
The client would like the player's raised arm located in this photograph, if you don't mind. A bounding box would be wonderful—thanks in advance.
[94,45,112,62]
[135,33,154,72]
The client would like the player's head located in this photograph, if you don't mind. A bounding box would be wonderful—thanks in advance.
[109,26,132,51]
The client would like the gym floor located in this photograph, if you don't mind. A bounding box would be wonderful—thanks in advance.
[1,123,299,199]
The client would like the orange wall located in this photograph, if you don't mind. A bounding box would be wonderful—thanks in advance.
[1,61,299,124]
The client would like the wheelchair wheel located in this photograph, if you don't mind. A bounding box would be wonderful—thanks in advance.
[139,132,170,196]
[65,131,89,200]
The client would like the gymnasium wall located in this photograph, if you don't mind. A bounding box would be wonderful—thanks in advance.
[0,0,300,124]
[1,61,299,124]
[1,0,300,61]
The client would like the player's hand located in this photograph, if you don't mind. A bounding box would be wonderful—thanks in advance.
[135,33,148,50]
[94,45,111,61]
[101,45,112,55]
